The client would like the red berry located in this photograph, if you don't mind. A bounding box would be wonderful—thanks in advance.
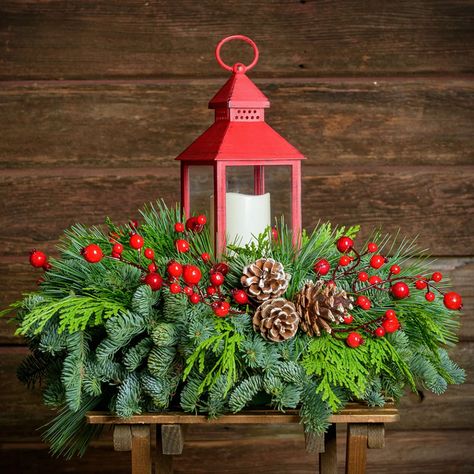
[356,295,371,310]
[233,290,249,305]
[370,254,385,270]
[144,248,155,260]
[431,272,443,283]
[382,319,400,333]
[29,250,47,268]
[167,261,183,278]
[186,216,204,232]
[425,291,436,302]
[391,282,410,299]
[129,219,139,230]
[336,236,353,253]
[368,275,382,286]
[201,252,211,263]
[339,255,352,267]
[82,244,103,263]
[443,292,462,310]
[144,272,163,291]
[384,309,397,320]
[207,286,217,296]
[358,271,369,282]
[212,301,230,318]
[183,286,193,296]
[113,243,124,254]
[367,242,378,253]
[271,227,279,241]
[314,259,331,276]
[375,327,386,337]
[343,314,354,324]
[197,215,207,225]
[346,332,363,348]
[111,252,121,259]
[189,293,201,304]
[129,234,144,250]
[212,263,229,276]
[169,283,181,294]
[42,262,52,271]
[174,222,185,233]
[175,239,190,253]
[415,279,427,290]
[210,271,225,286]
[183,265,202,286]
[390,264,401,275]
[148,262,157,273]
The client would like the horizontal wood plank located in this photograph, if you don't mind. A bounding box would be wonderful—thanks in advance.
[0,167,472,258]
[86,406,400,425]
[0,80,473,169]
[0,1,473,80]
[0,430,473,473]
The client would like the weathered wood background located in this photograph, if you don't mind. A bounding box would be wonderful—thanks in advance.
[1,1,473,472]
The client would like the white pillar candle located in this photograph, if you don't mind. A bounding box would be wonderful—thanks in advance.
[210,192,271,247]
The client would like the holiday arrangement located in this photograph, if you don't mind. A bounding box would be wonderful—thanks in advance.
[3,202,464,458]
[1,35,465,460]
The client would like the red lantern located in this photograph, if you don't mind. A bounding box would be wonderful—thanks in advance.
[176,35,305,255]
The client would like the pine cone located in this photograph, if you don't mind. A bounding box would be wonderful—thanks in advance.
[253,298,300,343]
[241,258,290,302]
[295,280,354,336]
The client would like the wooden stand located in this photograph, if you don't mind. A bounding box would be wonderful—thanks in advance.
[87,404,399,474]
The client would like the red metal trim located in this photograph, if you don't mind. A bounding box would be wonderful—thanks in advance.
[180,162,190,219]
[214,162,227,256]
[215,35,259,73]
[291,161,302,248]
[254,166,265,195]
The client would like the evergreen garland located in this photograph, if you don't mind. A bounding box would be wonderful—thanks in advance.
[1,201,465,458]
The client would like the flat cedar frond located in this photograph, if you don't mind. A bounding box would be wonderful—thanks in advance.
[16,296,125,336]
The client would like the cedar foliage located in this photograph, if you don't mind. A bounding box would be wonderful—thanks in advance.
[2,201,465,458]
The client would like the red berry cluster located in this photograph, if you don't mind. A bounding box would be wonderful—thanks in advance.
[80,216,248,319]
[314,235,463,348]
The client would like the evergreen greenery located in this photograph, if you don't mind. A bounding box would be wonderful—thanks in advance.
[2,201,465,458]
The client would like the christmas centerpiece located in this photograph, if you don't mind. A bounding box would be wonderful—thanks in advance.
[2,36,464,459]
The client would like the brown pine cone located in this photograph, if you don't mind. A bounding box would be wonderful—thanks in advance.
[295,280,354,336]
[241,258,290,302]
[253,298,300,343]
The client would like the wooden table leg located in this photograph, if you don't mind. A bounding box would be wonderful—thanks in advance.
[155,424,173,474]
[319,423,337,474]
[131,425,152,474]
[345,423,368,474]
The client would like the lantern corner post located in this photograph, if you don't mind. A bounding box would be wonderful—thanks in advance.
[180,162,190,220]
[214,162,227,257]
[291,161,302,247]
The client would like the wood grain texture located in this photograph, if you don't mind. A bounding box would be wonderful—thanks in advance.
[1,1,473,80]
[345,424,367,474]
[0,167,472,261]
[1,430,472,473]
[0,80,473,169]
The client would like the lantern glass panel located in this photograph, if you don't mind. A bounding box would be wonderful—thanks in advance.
[224,165,292,246]
[264,165,292,224]
[189,165,213,216]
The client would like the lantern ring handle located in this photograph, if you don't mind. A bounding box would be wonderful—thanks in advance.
[215,35,259,73]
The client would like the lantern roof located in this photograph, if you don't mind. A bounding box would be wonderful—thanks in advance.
[176,35,305,163]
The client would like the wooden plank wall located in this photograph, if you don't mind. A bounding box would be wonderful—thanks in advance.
[1,1,473,472]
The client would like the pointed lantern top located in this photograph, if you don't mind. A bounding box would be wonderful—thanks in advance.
[176,35,304,162]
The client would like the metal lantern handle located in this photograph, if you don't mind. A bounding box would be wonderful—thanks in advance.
[215,35,259,73]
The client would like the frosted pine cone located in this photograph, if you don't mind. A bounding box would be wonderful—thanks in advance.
[295,280,354,336]
[253,298,300,343]
[241,258,290,302]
